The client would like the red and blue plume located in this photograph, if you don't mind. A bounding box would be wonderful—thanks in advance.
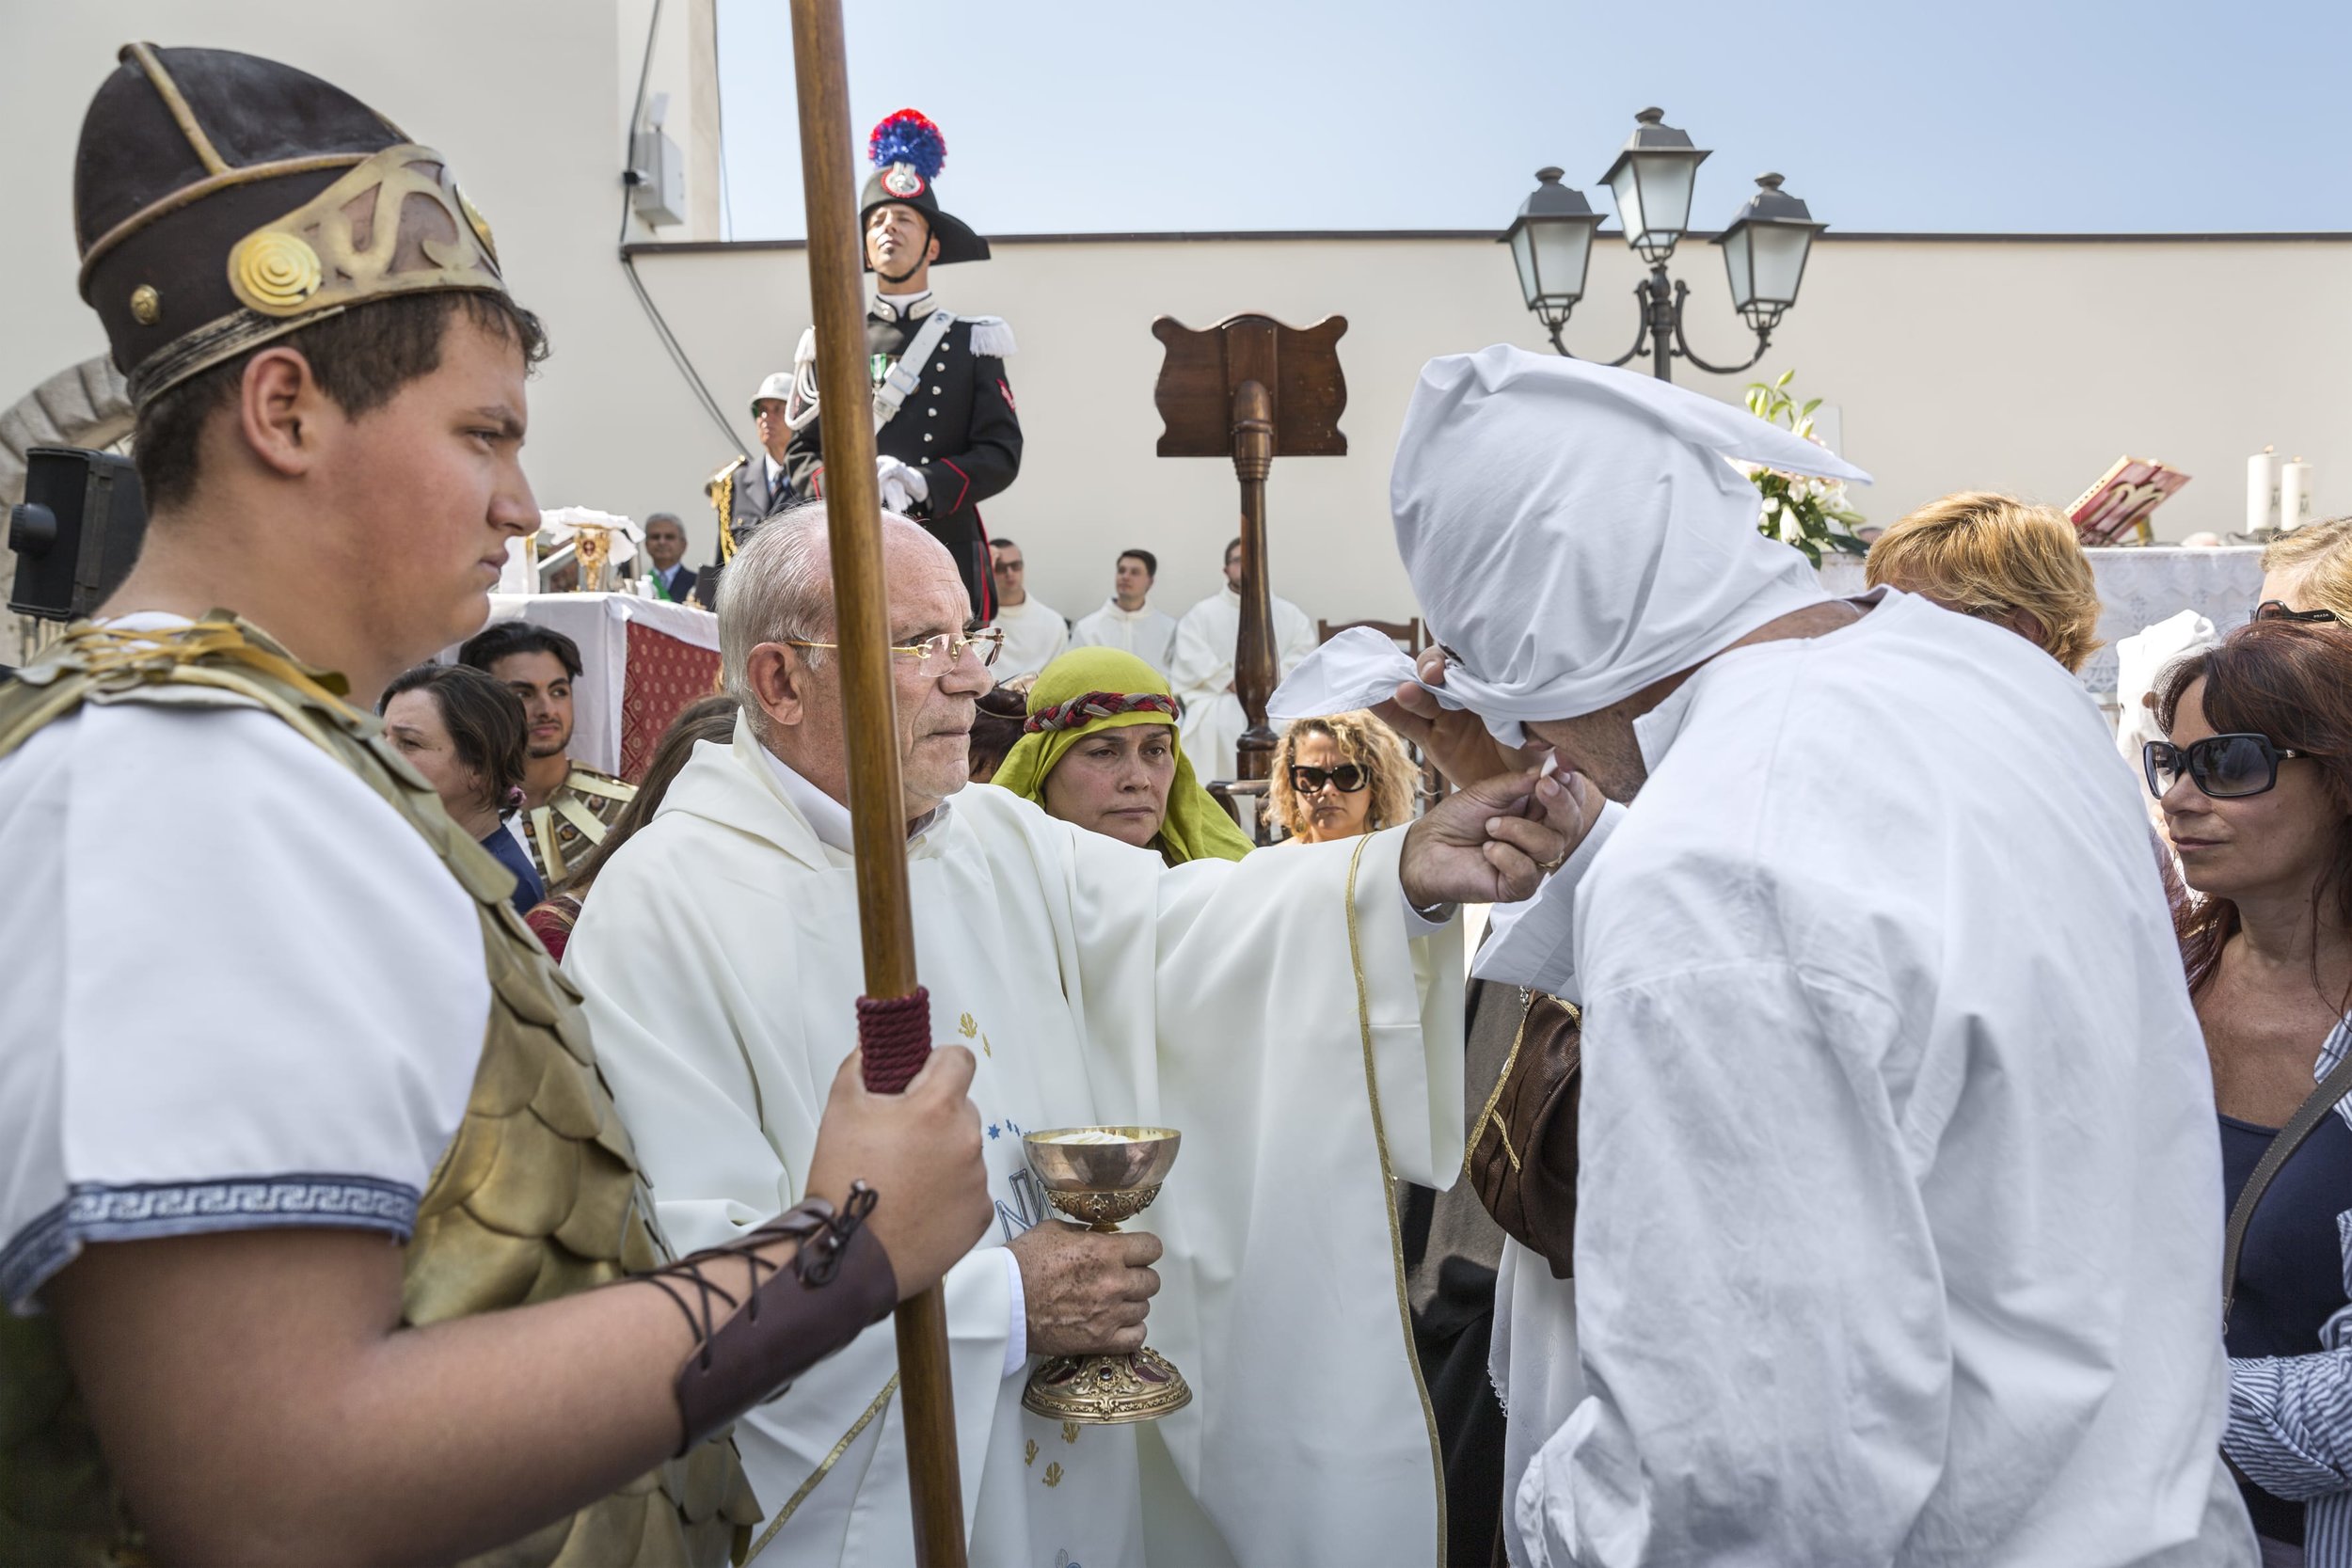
[867,109,946,181]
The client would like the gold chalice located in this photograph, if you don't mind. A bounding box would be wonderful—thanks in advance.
[1020,1126,1192,1425]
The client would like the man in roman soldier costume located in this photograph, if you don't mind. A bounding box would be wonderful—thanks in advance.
[0,43,991,1565]
[779,109,1021,619]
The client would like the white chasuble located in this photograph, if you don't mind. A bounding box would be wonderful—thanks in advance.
[565,719,1463,1567]
[1168,589,1318,783]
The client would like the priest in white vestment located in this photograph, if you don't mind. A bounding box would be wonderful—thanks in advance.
[1168,537,1317,781]
[985,537,1067,679]
[1070,548,1179,674]
[567,507,1579,1567]
[1272,349,2255,1567]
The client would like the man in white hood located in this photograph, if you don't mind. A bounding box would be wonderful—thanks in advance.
[1274,348,2252,1566]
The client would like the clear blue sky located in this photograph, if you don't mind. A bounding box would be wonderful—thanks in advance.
[713,0,2347,239]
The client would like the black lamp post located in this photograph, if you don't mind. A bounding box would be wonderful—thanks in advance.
[1504,108,1825,381]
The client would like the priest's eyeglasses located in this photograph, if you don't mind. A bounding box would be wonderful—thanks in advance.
[1289,763,1370,795]
[2253,600,2344,626]
[782,628,1005,668]
[2142,734,2310,800]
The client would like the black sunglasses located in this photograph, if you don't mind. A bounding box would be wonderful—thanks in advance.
[2144,734,2311,800]
[2254,600,2344,626]
[1289,763,1369,795]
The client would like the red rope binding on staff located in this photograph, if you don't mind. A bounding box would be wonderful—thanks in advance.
[857,987,932,1093]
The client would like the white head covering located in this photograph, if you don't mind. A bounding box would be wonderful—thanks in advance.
[1271,346,1871,744]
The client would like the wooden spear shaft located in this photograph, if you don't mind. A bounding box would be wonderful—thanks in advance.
[786,2,967,1561]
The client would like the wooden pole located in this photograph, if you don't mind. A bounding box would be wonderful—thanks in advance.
[1231,378,1278,788]
[786,3,966,1561]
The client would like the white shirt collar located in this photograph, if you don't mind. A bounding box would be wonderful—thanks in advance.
[756,744,950,853]
[764,452,787,488]
[1103,598,1156,621]
[872,290,935,322]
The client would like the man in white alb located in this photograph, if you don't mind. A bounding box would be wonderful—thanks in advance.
[1168,535,1316,781]
[985,536,1067,678]
[565,505,1579,1568]
[1274,347,2254,1567]
[1070,547,1180,674]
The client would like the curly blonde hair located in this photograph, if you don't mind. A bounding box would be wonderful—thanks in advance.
[2261,515,2352,620]
[1864,492,2104,673]
[1268,711,1419,838]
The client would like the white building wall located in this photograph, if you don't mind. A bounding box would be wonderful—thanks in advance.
[6,3,2346,631]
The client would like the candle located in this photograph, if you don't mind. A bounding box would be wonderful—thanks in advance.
[2282,458,2315,532]
[2249,447,2278,533]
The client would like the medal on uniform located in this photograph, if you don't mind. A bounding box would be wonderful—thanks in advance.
[870,353,893,389]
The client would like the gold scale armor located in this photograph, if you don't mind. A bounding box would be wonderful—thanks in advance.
[0,619,758,1566]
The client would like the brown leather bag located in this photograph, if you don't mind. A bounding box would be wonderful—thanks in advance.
[1466,989,1582,1279]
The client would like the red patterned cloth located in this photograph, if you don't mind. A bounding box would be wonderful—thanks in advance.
[619,620,723,782]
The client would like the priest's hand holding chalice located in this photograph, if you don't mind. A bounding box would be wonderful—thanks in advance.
[1016,1127,1188,1423]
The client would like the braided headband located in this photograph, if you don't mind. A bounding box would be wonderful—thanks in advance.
[1024,689,1182,735]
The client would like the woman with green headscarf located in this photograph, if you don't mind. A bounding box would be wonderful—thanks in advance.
[991,646,1254,864]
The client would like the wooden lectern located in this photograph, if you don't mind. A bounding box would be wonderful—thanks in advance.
[1150,314,1347,806]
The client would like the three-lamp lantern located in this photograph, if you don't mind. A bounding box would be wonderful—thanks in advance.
[1504,108,1826,381]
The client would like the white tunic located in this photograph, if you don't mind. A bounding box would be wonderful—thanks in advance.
[0,628,487,1313]
[564,718,1462,1567]
[1069,599,1180,675]
[1168,589,1317,782]
[1504,590,2252,1566]
[988,596,1069,680]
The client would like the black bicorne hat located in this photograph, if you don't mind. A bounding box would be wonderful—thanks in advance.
[858,109,988,269]
[74,42,508,406]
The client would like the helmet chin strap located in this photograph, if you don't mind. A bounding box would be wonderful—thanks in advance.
[869,205,932,289]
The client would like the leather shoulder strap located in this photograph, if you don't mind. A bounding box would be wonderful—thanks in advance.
[2223,1035,2352,1326]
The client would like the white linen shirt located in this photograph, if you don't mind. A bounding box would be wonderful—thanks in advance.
[1069,598,1180,674]
[0,626,488,1312]
[1512,589,2252,1567]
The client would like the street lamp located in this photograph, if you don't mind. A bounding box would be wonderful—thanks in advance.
[1503,108,1825,381]
[1502,167,1605,356]
[1715,172,1825,332]
[1598,106,1708,264]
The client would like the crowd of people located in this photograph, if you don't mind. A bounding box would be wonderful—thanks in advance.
[16,38,2352,1568]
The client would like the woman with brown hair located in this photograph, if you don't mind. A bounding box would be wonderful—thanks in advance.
[379,663,540,916]
[2151,619,2352,1558]
[524,695,738,959]
[1268,710,1419,844]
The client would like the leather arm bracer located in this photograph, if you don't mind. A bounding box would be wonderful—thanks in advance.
[643,1183,900,1455]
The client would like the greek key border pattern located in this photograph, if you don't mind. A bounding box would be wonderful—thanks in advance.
[2,1174,419,1308]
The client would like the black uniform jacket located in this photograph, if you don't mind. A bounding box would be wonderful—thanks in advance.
[782,296,1021,618]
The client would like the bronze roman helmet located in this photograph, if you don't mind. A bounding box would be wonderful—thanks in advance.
[74,42,508,408]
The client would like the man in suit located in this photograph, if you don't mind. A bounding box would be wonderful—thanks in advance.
[779,109,1021,620]
[642,512,694,602]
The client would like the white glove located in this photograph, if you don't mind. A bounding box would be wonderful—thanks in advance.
[876,455,930,514]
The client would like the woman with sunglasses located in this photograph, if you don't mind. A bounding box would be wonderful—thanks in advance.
[1269,711,1419,845]
[990,646,1254,864]
[2151,619,2352,1560]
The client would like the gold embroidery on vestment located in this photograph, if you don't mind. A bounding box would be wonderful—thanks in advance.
[1345,835,1450,1564]
[743,1373,899,1562]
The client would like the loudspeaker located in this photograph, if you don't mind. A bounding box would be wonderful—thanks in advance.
[8,447,148,622]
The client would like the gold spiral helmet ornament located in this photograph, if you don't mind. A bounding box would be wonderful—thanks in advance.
[228,230,324,315]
